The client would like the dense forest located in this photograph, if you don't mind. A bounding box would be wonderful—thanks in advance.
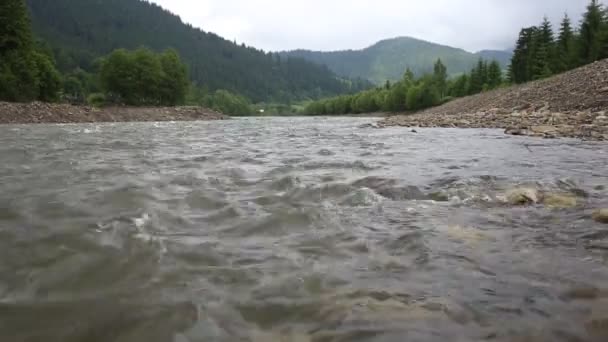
[283,37,512,84]
[0,0,61,102]
[24,0,371,103]
[510,0,608,83]
[307,0,608,115]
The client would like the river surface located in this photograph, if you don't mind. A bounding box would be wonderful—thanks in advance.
[1,117,608,342]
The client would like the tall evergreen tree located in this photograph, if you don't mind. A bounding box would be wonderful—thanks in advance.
[579,0,605,64]
[539,16,556,74]
[487,60,503,89]
[468,59,485,94]
[555,14,576,72]
[509,27,537,83]
[433,59,447,98]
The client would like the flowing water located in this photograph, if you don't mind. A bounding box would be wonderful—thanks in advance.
[1,117,608,342]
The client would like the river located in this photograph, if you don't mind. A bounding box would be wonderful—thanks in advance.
[1,117,608,342]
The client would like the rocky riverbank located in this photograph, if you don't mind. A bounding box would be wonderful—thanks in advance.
[0,102,228,124]
[381,59,608,140]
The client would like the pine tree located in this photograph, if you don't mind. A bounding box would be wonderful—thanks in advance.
[539,16,556,74]
[509,27,537,83]
[579,0,605,64]
[468,59,485,94]
[433,59,447,98]
[556,14,576,72]
[487,60,503,89]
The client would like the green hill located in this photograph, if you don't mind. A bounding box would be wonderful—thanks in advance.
[25,0,371,102]
[284,37,512,84]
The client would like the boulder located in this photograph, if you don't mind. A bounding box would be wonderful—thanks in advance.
[543,193,578,209]
[506,188,542,205]
[593,209,608,224]
[505,127,529,136]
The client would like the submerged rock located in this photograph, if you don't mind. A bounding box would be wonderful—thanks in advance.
[543,193,578,209]
[506,188,542,205]
[593,209,608,224]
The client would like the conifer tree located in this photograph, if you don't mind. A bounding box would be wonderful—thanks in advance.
[579,0,605,64]
[556,14,576,72]
[433,59,447,98]
[487,60,503,89]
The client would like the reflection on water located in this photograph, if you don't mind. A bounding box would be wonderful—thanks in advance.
[1,117,608,341]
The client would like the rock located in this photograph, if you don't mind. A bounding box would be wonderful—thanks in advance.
[594,115,608,125]
[506,188,542,205]
[505,127,529,136]
[530,125,558,134]
[489,108,510,115]
[593,209,608,224]
[543,193,578,208]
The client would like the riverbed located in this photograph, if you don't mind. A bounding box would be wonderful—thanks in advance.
[1,117,607,341]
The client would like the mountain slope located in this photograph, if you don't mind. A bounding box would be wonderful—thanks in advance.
[25,0,371,102]
[475,49,513,68]
[284,37,512,84]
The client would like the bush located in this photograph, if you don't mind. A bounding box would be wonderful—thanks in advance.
[87,93,106,107]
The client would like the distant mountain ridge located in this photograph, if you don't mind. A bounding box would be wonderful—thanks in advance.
[283,37,513,84]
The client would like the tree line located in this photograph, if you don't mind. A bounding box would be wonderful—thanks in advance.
[305,58,504,115]
[510,0,608,83]
[0,0,61,102]
[0,0,257,115]
[25,0,373,103]
[306,0,608,115]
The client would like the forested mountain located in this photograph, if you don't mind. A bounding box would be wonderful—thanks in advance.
[476,49,513,67]
[25,0,371,102]
[283,37,512,84]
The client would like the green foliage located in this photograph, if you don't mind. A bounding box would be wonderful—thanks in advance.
[433,59,448,98]
[62,68,98,104]
[406,77,440,110]
[86,93,106,107]
[509,0,608,84]
[0,0,33,53]
[305,56,503,116]
[33,51,61,102]
[448,74,469,98]
[284,37,511,84]
[99,47,189,106]
[487,60,503,89]
[26,0,372,103]
[158,49,189,106]
[555,14,577,72]
[206,90,253,116]
[0,0,61,102]
[186,86,253,116]
[579,0,605,64]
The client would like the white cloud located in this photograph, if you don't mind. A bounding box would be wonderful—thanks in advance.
[150,0,594,52]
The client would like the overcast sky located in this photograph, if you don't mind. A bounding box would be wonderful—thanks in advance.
[150,0,597,53]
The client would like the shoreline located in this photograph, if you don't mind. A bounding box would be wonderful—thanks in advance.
[380,109,608,141]
[0,102,228,124]
[380,59,608,141]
